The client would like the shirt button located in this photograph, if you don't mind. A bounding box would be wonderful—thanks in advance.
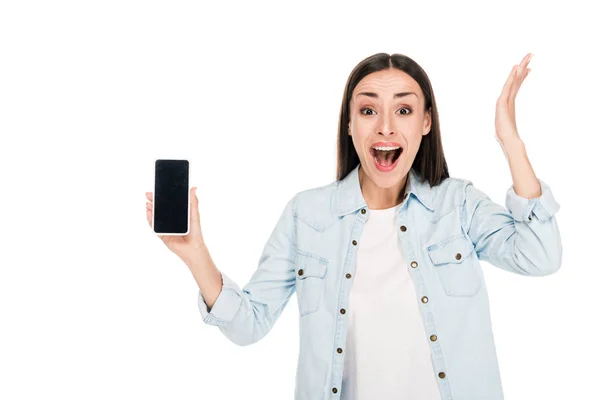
[528,216,532,220]
[455,253,462,260]
[430,334,437,341]
[438,372,446,379]
[361,208,366,214]
[421,296,429,303]
[337,348,343,354]
[410,261,418,268]
[345,273,352,279]
[298,269,304,276]
[400,225,407,232]
[352,240,357,246]
[332,387,338,394]
[340,308,346,314]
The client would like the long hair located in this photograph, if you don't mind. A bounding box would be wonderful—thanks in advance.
[336,53,449,187]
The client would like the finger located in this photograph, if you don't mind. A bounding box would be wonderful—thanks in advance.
[146,192,153,202]
[510,65,530,101]
[145,203,169,242]
[190,187,200,224]
[509,66,522,101]
[514,54,532,89]
[189,187,203,239]
[146,208,167,242]
[499,65,517,103]
[146,206,153,227]
[520,53,533,68]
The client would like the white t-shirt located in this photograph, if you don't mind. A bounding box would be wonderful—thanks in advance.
[341,203,441,400]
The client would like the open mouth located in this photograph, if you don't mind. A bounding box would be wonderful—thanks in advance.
[370,146,403,167]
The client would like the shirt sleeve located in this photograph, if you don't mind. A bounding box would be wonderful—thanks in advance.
[198,271,242,325]
[196,194,298,346]
[504,178,561,222]
[461,178,562,276]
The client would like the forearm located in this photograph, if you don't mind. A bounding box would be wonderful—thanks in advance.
[185,244,223,312]
[500,137,541,199]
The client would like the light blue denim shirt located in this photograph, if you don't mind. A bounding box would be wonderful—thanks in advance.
[197,163,562,400]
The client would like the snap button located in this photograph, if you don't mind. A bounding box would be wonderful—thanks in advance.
[400,225,407,232]
[340,308,346,314]
[438,372,446,379]
[528,216,532,220]
[352,240,357,246]
[298,269,304,276]
[361,208,366,214]
[410,261,418,268]
[430,334,437,341]
[455,253,462,260]
[345,273,352,279]
[421,296,428,303]
[337,348,343,354]
[332,387,338,394]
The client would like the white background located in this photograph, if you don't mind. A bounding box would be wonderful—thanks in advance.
[1,1,598,399]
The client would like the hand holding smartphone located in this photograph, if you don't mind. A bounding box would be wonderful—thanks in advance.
[152,159,190,235]
[145,159,207,265]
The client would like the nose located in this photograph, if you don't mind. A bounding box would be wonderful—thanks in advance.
[376,111,395,136]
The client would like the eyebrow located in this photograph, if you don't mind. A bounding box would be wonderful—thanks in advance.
[356,91,418,99]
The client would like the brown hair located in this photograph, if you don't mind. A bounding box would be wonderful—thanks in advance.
[336,52,449,187]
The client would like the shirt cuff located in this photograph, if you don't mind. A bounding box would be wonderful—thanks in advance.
[197,271,242,327]
[505,178,560,222]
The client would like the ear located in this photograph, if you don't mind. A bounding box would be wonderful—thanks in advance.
[423,107,432,135]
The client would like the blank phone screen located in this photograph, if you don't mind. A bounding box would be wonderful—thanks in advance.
[153,159,189,234]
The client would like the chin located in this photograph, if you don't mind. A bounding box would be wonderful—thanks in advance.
[361,157,407,188]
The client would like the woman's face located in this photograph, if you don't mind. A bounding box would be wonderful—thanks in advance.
[348,68,431,197]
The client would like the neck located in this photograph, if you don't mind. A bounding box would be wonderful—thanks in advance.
[358,165,408,210]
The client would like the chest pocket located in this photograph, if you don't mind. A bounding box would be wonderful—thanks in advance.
[295,251,328,316]
[427,234,482,297]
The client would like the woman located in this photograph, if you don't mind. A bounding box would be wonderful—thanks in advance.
[145,52,561,400]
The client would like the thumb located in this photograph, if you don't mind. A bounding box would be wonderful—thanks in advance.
[189,187,204,240]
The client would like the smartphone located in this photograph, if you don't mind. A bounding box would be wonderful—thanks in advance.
[152,159,190,235]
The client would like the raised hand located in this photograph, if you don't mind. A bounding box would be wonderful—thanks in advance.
[495,52,532,144]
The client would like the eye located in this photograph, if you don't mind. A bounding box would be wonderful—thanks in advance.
[359,107,376,116]
[359,107,413,116]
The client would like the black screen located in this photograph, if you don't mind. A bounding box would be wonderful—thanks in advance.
[153,159,189,234]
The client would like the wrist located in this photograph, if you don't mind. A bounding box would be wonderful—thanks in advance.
[183,243,208,268]
[499,137,525,157]
[499,136,524,148]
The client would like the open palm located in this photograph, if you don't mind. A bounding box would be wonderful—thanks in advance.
[495,52,532,143]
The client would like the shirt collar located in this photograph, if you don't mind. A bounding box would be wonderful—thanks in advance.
[333,163,435,217]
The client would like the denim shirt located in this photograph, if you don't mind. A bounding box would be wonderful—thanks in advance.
[197,163,562,400]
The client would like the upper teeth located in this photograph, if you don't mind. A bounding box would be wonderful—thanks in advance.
[373,146,401,151]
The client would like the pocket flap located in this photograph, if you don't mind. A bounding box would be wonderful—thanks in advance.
[427,234,474,266]
[295,252,328,279]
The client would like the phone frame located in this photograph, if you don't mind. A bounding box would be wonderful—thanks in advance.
[152,158,190,236]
